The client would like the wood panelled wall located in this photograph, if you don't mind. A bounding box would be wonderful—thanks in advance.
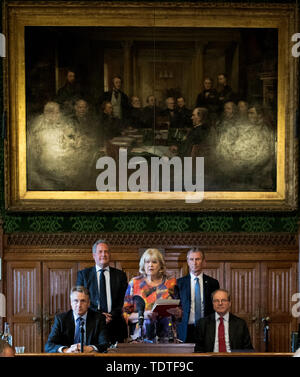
[2,232,299,353]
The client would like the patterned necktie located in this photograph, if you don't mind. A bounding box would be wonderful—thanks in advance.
[194,277,202,324]
[74,317,83,344]
[218,316,227,352]
[99,269,108,313]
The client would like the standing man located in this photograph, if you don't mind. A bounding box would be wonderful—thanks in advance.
[194,289,253,352]
[216,73,234,111]
[76,239,128,344]
[45,286,108,353]
[101,76,129,125]
[56,68,82,111]
[176,248,220,343]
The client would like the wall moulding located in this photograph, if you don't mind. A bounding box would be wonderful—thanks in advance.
[4,232,298,248]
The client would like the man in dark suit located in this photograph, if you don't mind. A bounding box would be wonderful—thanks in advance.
[176,248,220,343]
[101,76,129,125]
[194,289,253,352]
[45,286,108,353]
[76,239,128,344]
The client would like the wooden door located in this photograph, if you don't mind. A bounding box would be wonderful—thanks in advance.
[203,262,225,288]
[261,261,298,352]
[6,261,42,352]
[224,262,261,350]
[42,261,78,351]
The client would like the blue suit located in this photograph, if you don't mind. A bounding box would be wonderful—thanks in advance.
[176,274,220,342]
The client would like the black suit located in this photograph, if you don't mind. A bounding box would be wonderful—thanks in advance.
[194,312,254,352]
[176,274,220,342]
[101,90,129,122]
[45,308,108,353]
[76,266,128,343]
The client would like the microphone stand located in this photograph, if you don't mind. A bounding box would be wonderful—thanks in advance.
[80,320,84,353]
[262,317,270,352]
[138,311,144,341]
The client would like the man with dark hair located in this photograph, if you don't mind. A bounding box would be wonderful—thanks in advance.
[171,107,211,158]
[159,96,180,129]
[101,76,129,125]
[216,73,234,110]
[76,240,128,344]
[176,97,192,128]
[142,95,161,129]
[176,248,220,343]
[194,289,254,352]
[56,69,82,109]
[45,286,108,353]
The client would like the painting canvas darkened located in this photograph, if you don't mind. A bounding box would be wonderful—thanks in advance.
[25,26,277,192]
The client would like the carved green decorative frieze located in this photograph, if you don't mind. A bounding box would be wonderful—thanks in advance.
[3,216,22,233]
[280,216,298,233]
[197,216,234,232]
[28,216,64,232]
[155,216,191,232]
[239,216,276,232]
[70,216,106,232]
[112,216,149,232]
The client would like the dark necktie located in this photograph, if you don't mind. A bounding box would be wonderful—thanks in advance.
[74,317,84,344]
[114,90,119,100]
[218,316,227,352]
[99,269,108,313]
[194,277,202,324]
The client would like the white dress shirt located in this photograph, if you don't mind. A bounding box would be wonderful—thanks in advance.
[96,265,112,313]
[58,312,88,353]
[213,312,231,352]
[188,272,204,324]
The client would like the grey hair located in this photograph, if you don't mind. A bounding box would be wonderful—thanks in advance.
[92,239,109,254]
[186,248,205,260]
[70,285,90,298]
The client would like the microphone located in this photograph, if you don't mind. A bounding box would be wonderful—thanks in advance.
[79,317,85,353]
[133,295,145,324]
[133,295,146,339]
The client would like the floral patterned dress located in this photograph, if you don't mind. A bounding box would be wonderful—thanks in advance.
[123,275,177,341]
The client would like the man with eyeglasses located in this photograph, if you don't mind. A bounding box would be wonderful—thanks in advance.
[194,289,253,353]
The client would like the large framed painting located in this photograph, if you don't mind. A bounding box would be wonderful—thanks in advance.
[3,1,298,211]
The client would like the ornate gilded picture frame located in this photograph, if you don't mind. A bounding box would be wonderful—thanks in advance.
[3,1,298,211]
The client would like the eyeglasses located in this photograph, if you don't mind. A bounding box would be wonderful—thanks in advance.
[213,299,229,304]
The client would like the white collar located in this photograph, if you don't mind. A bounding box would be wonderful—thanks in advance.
[190,272,203,281]
[96,265,110,272]
[73,312,88,322]
[215,312,230,321]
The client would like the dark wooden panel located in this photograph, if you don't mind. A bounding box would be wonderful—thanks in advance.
[6,261,42,352]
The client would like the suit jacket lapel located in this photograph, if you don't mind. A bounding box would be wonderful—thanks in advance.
[91,266,99,306]
[185,274,191,300]
[202,274,209,309]
[109,267,115,300]
[68,310,76,343]
[86,310,93,344]
[228,313,236,349]
[208,314,216,351]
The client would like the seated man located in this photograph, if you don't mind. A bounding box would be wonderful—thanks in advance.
[45,286,108,353]
[194,289,253,353]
